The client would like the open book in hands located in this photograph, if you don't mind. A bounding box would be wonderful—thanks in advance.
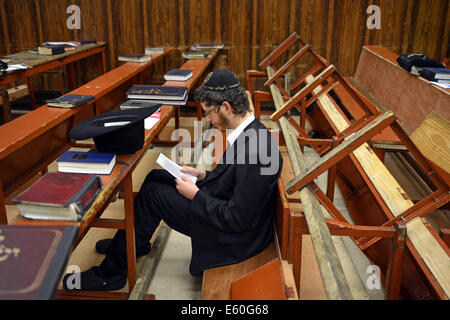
[156,154,197,184]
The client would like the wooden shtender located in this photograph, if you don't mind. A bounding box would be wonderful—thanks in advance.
[249,33,450,300]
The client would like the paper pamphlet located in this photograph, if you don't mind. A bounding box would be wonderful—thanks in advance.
[145,111,161,130]
[156,153,197,184]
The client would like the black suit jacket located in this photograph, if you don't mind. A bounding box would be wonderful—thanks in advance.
[188,118,282,275]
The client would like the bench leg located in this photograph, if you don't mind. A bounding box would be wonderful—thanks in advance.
[384,223,407,300]
[26,77,37,109]
[0,89,11,122]
[123,174,137,291]
[289,212,305,297]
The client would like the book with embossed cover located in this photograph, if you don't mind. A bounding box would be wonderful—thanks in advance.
[126,85,187,100]
[46,94,94,108]
[13,172,102,221]
[0,225,78,299]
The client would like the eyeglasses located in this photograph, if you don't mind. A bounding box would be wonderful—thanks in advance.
[202,105,221,117]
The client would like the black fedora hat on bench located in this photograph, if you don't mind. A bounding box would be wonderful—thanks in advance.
[70,106,161,154]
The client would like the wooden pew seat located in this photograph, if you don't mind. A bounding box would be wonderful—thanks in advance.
[201,241,277,300]
[201,240,297,300]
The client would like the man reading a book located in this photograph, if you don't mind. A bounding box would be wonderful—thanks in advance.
[63,69,283,291]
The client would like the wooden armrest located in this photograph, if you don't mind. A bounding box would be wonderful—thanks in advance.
[259,32,302,69]
[247,70,267,77]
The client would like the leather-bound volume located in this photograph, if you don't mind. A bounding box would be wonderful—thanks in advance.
[0,225,78,299]
[13,172,102,221]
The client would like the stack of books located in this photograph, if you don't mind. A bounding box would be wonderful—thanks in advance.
[56,150,116,175]
[13,171,102,221]
[191,42,224,51]
[126,84,188,105]
[164,69,193,81]
[182,51,211,59]
[118,54,152,63]
[419,67,450,84]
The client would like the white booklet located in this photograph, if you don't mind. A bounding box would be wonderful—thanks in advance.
[156,153,197,184]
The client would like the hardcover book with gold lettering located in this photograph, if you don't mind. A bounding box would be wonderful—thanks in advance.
[126,85,187,101]
[0,225,78,299]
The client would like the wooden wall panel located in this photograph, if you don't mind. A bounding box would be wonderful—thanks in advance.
[331,0,369,75]
[73,0,109,86]
[296,0,330,58]
[0,0,448,91]
[254,0,292,71]
[4,1,38,54]
[410,0,449,60]
[147,0,179,47]
[38,0,73,43]
[112,0,144,58]
[183,0,216,46]
[222,0,254,79]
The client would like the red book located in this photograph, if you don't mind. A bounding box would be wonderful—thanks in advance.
[0,225,78,299]
[13,172,102,221]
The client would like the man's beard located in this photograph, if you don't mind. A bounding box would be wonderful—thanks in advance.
[215,111,231,130]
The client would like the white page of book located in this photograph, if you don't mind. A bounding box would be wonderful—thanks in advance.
[156,153,197,184]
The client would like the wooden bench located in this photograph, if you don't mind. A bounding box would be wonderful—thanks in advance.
[300,68,449,300]
[202,240,298,300]
[258,35,449,299]
[0,47,173,225]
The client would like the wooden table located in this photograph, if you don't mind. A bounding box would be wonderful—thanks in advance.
[0,42,106,121]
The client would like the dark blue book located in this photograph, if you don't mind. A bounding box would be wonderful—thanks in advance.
[56,151,116,174]
[164,69,193,81]
[126,85,187,100]
[46,94,95,108]
[419,67,450,81]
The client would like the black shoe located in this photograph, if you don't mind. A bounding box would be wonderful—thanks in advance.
[95,238,151,256]
[62,266,127,291]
